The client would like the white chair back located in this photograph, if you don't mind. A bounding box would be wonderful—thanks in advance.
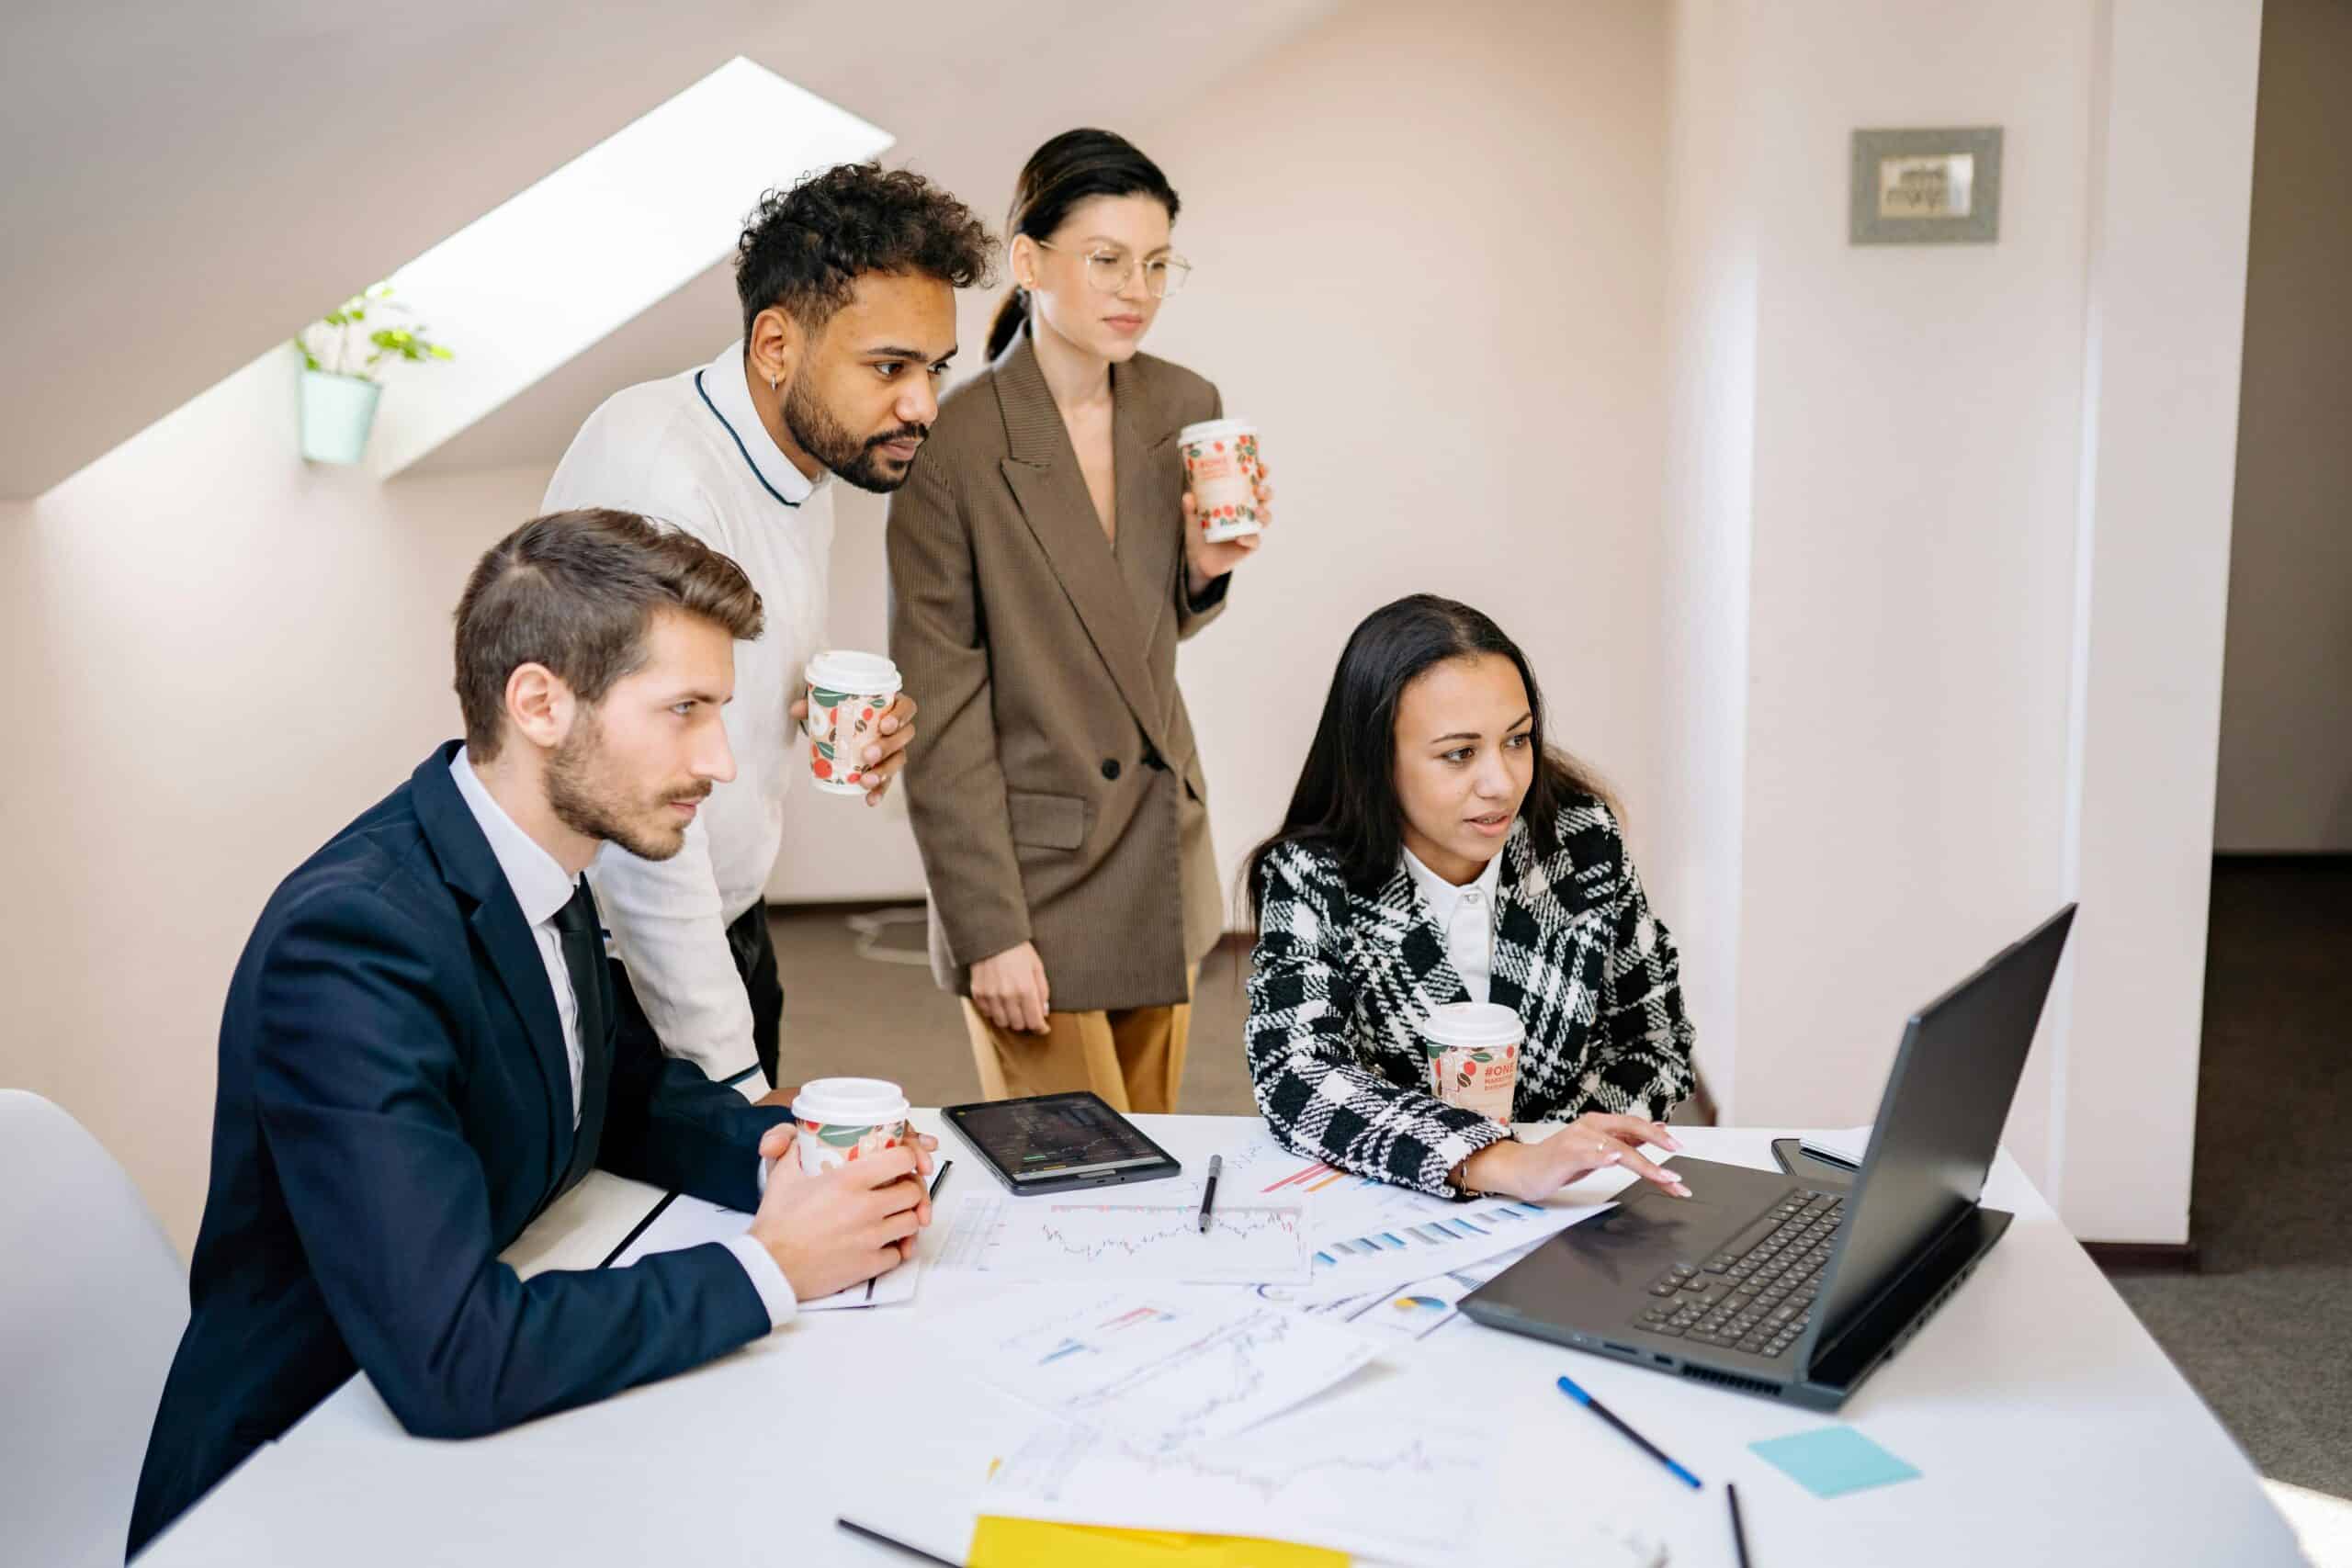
[0,1090,188,1567]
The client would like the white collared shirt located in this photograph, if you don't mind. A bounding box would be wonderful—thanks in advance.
[447,750,797,1328]
[1402,845,1505,1005]
[450,749,583,1125]
[542,339,835,1079]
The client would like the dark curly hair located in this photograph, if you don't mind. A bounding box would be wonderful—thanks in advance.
[734,164,996,341]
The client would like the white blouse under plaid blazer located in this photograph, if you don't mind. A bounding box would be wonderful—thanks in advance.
[1245,795,1697,1198]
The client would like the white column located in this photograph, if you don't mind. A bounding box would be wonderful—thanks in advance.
[2052,0,2262,1243]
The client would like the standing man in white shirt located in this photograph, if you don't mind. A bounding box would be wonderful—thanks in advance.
[543,164,996,1087]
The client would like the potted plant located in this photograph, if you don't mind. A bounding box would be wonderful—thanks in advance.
[291,284,453,464]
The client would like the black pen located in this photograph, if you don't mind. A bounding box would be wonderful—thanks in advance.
[1197,1154,1222,1233]
[1727,1482,1753,1568]
[928,1158,953,1198]
[837,1516,961,1565]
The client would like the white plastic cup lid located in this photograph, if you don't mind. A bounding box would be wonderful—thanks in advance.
[1418,1001,1525,1051]
[805,649,902,698]
[1177,417,1256,446]
[790,1077,910,1127]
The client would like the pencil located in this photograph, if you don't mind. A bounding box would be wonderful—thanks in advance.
[1198,1154,1222,1233]
[1555,1374,1702,1489]
[1728,1482,1753,1567]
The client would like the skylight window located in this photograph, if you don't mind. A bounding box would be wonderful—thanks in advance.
[366,56,892,477]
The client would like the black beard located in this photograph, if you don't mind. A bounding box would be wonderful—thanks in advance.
[783,378,926,494]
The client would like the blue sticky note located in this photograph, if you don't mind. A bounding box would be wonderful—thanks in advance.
[1749,1427,1921,1499]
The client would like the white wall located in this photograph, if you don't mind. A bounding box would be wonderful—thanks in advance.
[820,0,1676,904]
[3,0,2264,1253]
[1136,0,1673,898]
[2214,0,2352,852]
[1660,0,2261,1244]
[815,0,1690,917]
[0,352,552,1252]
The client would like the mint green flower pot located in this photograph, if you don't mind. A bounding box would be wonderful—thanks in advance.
[300,369,382,465]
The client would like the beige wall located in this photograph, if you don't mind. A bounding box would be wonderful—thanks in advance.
[0,351,551,1251]
[2215,0,2352,852]
[821,0,1675,892]
[1,0,1671,1254]
[1,0,2263,1254]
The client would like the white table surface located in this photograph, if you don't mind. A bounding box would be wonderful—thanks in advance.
[141,1114,2304,1568]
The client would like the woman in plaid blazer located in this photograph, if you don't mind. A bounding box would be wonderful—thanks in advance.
[1244,595,1698,1201]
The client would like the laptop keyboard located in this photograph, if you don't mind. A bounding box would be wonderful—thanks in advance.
[1632,1190,1844,1359]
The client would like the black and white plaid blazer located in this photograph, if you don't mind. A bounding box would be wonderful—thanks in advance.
[1245,795,1697,1198]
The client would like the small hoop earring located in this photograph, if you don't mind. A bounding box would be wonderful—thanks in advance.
[768,374,778,391]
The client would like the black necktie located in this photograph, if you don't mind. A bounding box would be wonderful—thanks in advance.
[550,879,610,1197]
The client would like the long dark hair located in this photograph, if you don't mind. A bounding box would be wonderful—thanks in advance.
[1244,595,1614,921]
[987,129,1181,361]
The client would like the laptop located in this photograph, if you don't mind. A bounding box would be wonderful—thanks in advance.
[1459,904,2075,1410]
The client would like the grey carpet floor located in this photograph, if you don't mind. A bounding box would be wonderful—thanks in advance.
[774,863,2350,1498]
[2107,860,2352,1499]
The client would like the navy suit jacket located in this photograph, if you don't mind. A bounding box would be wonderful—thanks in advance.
[130,743,792,1557]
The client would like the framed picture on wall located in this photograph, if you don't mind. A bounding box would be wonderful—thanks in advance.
[1850,127,2003,245]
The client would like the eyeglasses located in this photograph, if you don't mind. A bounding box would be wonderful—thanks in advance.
[1033,239,1193,299]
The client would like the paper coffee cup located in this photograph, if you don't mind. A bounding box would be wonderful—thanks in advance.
[789,1077,912,1176]
[1178,418,1264,544]
[1419,1002,1523,1124]
[803,649,902,796]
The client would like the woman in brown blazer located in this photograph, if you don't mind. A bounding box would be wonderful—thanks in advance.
[886,129,1271,1111]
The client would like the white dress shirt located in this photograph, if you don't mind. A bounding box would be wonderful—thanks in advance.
[1402,845,1505,1004]
[542,340,834,1078]
[448,750,797,1328]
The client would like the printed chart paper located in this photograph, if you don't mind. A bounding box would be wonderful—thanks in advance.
[1256,1162,1597,1304]
[937,1193,1311,1284]
[958,1288,1380,1456]
[984,1398,1669,1568]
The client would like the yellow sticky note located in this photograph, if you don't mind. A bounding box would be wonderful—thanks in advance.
[968,1516,1348,1567]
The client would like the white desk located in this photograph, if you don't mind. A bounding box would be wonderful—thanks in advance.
[141,1117,2302,1567]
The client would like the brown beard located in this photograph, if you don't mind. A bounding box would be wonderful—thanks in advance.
[544,709,703,863]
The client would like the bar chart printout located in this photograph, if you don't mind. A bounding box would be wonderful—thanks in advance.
[1264,1163,1599,1304]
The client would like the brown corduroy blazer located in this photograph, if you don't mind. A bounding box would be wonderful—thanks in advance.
[885,332,1230,1012]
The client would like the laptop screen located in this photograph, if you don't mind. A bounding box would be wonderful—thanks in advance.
[1808,906,2075,1358]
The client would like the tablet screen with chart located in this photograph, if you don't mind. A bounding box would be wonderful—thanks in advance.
[946,1092,1182,1194]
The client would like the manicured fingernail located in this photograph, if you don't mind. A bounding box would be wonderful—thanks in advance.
[1672,1183,1691,1197]
[1604,1151,1621,1163]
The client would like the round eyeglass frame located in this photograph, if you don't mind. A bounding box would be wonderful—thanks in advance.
[1032,238,1192,299]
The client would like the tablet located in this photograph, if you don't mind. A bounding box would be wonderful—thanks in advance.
[944,1091,1183,1195]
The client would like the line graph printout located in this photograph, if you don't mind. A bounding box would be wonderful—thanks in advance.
[936,1193,1311,1284]
[958,1288,1380,1456]
[985,1414,1670,1568]
[985,1412,1494,1565]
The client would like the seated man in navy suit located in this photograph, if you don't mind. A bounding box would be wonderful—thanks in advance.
[130,508,934,1557]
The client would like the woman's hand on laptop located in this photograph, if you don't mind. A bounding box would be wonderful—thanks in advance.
[1454,1113,1690,1201]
